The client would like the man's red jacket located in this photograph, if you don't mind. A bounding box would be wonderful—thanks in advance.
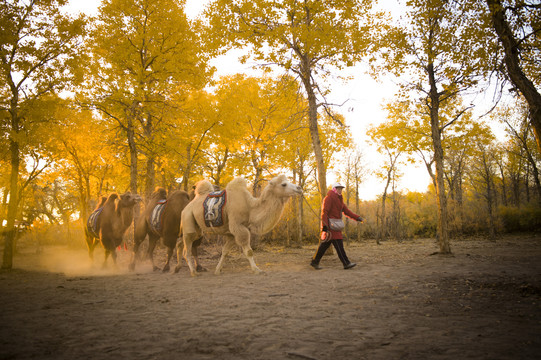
[321,189,361,240]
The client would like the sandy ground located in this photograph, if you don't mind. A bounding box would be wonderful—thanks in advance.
[1,234,540,360]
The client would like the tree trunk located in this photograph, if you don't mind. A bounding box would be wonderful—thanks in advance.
[300,57,327,197]
[2,114,20,269]
[126,117,139,246]
[145,155,155,199]
[127,118,138,194]
[378,174,391,245]
[182,143,193,192]
[355,163,361,241]
[252,159,263,196]
[294,156,305,245]
[487,0,541,153]
[428,63,452,254]
[486,176,496,239]
[497,160,508,206]
[0,189,8,233]
[143,112,156,199]
[297,194,303,243]
[523,147,541,204]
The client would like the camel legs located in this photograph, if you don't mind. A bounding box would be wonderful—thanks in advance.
[174,239,183,273]
[215,235,236,275]
[163,247,173,273]
[192,238,206,272]
[181,232,200,276]
[87,239,99,260]
[130,220,149,271]
[162,233,177,273]
[103,248,118,268]
[85,231,99,260]
[146,234,160,271]
[174,236,204,274]
[235,228,263,274]
[216,229,263,275]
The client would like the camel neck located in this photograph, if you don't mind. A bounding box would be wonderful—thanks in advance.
[118,205,134,227]
[249,190,287,235]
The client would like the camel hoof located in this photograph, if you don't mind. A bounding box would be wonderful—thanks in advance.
[152,266,160,272]
[162,265,170,273]
[214,270,222,275]
[190,271,200,277]
[196,265,207,272]
[253,268,265,275]
[174,266,181,274]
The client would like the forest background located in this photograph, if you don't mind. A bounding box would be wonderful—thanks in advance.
[1,0,540,269]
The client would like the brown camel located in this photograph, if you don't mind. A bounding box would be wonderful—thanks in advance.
[176,174,302,276]
[129,187,200,273]
[85,192,142,267]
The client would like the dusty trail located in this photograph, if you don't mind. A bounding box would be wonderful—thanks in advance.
[1,235,540,359]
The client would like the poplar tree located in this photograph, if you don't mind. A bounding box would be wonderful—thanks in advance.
[377,0,495,254]
[0,0,85,269]
[205,0,382,196]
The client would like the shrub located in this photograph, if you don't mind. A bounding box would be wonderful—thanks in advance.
[498,205,541,232]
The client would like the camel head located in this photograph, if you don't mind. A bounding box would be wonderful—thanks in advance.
[116,192,142,211]
[267,175,302,198]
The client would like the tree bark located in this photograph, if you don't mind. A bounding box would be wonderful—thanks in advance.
[355,162,361,241]
[144,113,155,199]
[486,173,496,240]
[127,118,138,194]
[378,168,391,245]
[300,56,327,197]
[2,135,20,269]
[182,143,193,192]
[2,98,20,269]
[428,63,452,254]
[487,0,541,153]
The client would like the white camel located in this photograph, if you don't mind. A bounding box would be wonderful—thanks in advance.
[176,174,302,275]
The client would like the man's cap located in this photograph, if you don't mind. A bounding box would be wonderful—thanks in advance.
[332,182,345,189]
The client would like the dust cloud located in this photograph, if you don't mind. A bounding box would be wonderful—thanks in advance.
[14,245,156,277]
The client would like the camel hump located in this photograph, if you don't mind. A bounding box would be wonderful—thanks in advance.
[101,193,119,211]
[95,196,107,210]
[168,189,190,201]
[195,180,214,196]
[106,193,119,202]
[152,187,167,200]
[226,177,248,192]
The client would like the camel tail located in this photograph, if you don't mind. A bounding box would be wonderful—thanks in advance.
[195,180,214,196]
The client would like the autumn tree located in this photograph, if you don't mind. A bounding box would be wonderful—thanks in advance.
[204,0,382,196]
[377,0,497,253]
[287,128,314,244]
[82,0,209,198]
[485,0,541,153]
[341,149,366,242]
[367,123,404,243]
[166,88,218,191]
[467,123,499,238]
[210,74,304,194]
[496,101,541,204]
[0,0,86,269]
[51,105,121,222]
